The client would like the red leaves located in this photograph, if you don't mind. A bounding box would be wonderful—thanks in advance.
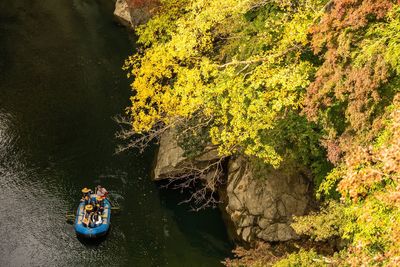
[338,102,400,200]
[311,0,393,52]
[307,0,393,111]
[321,138,342,164]
[303,0,396,163]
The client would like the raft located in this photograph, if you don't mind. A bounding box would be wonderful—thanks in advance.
[74,198,111,238]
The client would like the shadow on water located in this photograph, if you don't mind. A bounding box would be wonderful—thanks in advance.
[77,233,109,247]
[156,179,234,258]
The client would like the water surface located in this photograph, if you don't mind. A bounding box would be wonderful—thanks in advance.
[0,1,231,266]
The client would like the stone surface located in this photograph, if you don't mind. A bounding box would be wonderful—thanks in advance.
[224,156,313,242]
[128,3,156,27]
[153,128,220,180]
[114,0,133,28]
[113,0,158,29]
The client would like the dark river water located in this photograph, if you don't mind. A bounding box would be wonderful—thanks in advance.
[0,1,231,266]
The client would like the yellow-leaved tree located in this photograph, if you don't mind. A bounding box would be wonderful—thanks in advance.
[123,0,328,167]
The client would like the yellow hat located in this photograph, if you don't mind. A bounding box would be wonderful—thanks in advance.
[82,188,91,193]
[85,204,93,211]
[96,196,103,201]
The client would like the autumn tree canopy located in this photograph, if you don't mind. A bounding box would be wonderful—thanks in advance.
[124,0,400,265]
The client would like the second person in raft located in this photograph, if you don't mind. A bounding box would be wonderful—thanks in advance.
[96,185,108,198]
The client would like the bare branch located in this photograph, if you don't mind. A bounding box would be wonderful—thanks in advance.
[114,113,225,210]
[114,115,185,154]
[160,157,227,211]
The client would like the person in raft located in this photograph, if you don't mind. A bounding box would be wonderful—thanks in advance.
[82,204,93,227]
[81,188,92,205]
[91,212,102,226]
[96,185,108,198]
[95,196,104,214]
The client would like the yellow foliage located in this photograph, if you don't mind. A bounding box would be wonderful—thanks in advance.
[124,0,327,164]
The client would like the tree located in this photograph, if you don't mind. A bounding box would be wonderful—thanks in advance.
[123,0,328,168]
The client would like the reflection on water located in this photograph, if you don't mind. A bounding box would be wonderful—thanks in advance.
[0,0,231,266]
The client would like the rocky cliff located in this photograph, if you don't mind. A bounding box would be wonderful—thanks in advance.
[153,130,314,243]
[225,156,313,242]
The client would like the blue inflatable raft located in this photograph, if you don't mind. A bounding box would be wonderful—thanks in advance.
[74,198,111,238]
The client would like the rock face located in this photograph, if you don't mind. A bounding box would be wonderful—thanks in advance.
[153,128,220,180]
[114,0,158,29]
[224,156,313,242]
[153,130,313,243]
[114,0,133,28]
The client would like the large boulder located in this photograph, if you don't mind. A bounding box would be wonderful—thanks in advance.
[153,128,220,180]
[114,0,159,29]
[114,0,133,28]
[224,156,313,242]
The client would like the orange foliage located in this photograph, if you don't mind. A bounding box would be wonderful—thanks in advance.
[303,0,397,164]
[312,0,392,53]
[338,95,400,200]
